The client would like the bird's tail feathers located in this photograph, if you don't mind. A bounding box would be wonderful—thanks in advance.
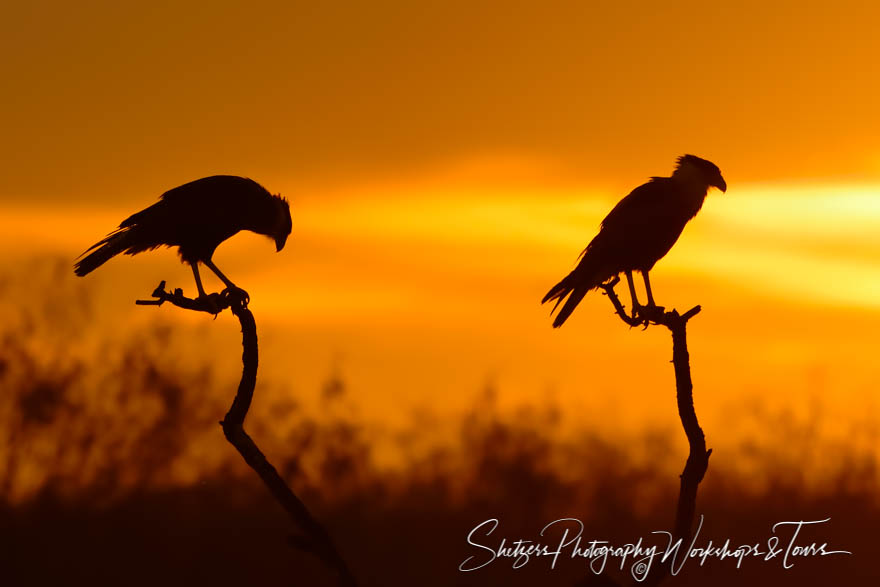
[542,256,606,328]
[541,275,570,306]
[551,287,589,328]
[74,229,131,276]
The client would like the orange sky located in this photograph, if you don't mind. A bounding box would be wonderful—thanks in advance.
[4,0,880,201]
[2,1,880,481]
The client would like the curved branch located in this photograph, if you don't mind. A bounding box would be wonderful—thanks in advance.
[138,282,357,586]
[648,308,712,586]
[600,279,711,586]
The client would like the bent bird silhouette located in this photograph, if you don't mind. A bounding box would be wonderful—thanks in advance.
[74,175,291,298]
[542,155,726,327]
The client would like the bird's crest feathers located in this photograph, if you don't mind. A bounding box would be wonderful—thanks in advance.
[675,154,720,175]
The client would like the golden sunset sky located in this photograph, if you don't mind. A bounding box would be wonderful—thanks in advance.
[2,0,880,477]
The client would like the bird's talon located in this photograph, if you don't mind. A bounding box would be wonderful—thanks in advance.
[633,304,665,327]
[645,304,664,319]
[197,293,223,314]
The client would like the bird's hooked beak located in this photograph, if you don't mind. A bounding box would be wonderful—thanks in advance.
[275,234,288,252]
[714,176,727,193]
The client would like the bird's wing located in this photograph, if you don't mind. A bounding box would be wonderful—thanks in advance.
[600,178,672,231]
[113,179,223,252]
[157,175,255,205]
[542,177,683,326]
[121,176,236,229]
[587,178,677,252]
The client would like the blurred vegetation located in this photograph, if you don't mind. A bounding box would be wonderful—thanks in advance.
[0,258,876,585]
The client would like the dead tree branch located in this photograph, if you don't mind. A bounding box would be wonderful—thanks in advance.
[599,278,712,586]
[138,282,357,587]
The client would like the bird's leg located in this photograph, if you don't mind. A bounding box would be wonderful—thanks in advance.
[203,258,249,305]
[191,263,208,299]
[642,271,657,308]
[625,271,641,318]
[191,263,221,313]
[203,258,236,290]
[638,270,665,324]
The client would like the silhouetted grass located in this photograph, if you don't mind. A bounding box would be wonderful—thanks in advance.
[0,258,876,585]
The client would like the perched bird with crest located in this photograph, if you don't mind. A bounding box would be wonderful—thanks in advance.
[74,175,291,299]
[542,155,726,327]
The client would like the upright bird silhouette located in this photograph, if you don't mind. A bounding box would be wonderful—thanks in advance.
[74,175,291,298]
[542,155,726,327]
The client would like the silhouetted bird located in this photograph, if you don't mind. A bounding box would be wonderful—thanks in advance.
[542,155,726,327]
[74,175,291,298]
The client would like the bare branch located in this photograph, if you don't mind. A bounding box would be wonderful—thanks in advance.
[599,277,701,330]
[599,279,710,587]
[598,276,642,327]
[137,281,358,586]
[135,280,230,314]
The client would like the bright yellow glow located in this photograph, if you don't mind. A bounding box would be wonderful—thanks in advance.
[2,175,879,445]
[4,179,879,317]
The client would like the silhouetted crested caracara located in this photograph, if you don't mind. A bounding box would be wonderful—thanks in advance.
[74,175,291,297]
[542,155,726,327]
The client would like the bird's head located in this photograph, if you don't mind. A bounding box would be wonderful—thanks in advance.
[673,154,727,193]
[270,193,292,251]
